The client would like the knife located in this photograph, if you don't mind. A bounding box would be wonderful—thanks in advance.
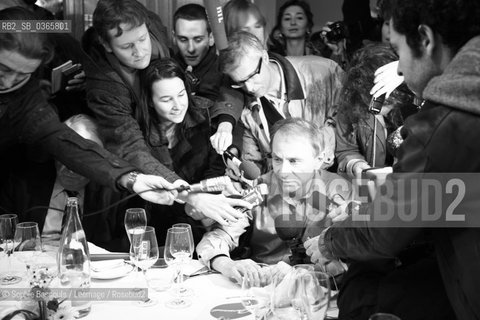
[90,253,130,261]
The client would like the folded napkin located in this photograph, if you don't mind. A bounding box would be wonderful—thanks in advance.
[91,259,125,272]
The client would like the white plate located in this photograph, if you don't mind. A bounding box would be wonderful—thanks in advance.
[91,263,134,280]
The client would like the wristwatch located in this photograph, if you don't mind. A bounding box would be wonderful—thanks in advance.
[125,171,141,193]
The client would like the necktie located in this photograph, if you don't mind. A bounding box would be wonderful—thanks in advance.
[260,97,284,132]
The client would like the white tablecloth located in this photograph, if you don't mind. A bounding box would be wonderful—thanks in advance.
[0,243,251,320]
[1,243,338,320]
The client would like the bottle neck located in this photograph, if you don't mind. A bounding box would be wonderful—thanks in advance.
[62,197,82,233]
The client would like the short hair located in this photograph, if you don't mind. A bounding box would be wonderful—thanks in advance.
[0,7,53,63]
[93,0,149,43]
[391,0,480,57]
[271,118,325,157]
[222,0,266,38]
[276,0,314,33]
[219,31,264,75]
[173,3,210,33]
[64,114,103,146]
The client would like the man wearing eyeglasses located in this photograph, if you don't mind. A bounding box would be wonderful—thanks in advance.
[219,31,344,174]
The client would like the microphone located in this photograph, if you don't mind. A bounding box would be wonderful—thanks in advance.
[224,145,261,180]
[237,183,269,218]
[184,176,232,193]
[185,65,199,91]
[274,214,308,265]
[204,0,229,51]
[369,93,385,115]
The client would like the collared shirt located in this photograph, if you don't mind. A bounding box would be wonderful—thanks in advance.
[264,59,289,118]
[43,180,85,235]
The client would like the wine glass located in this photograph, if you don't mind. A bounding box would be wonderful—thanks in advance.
[171,223,194,295]
[272,269,330,320]
[240,264,273,320]
[0,214,21,285]
[124,208,147,241]
[171,223,194,253]
[124,208,147,278]
[131,226,159,307]
[164,227,194,309]
[14,222,42,277]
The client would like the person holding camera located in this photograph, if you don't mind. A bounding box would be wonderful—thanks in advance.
[335,43,416,180]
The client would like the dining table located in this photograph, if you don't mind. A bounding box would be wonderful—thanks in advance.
[0,242,338,320]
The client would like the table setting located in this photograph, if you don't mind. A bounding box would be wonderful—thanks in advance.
[1,207,339,320]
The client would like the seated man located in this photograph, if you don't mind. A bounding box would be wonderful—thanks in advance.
[218,31,344,173]
[196,118,353,283]
[0,114,132,252]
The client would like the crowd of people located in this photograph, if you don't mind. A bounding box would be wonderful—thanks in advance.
[1,0,479,319]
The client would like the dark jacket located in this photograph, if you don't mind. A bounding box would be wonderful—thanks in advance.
[174,46,221,102]
[145,96,225,183]
[146,97,225,247]
[335,113,389,176]
[323,35,480,320]
[0,77,136,191]
[83,13,179,182]
[0,161,131,252]
[173,46,245,129]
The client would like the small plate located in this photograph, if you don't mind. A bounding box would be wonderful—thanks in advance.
[91,263,134,280]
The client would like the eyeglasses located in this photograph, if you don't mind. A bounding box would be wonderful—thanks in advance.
[231,57,263,89]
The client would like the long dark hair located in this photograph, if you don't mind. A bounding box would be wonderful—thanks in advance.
[276,0,314,36]
[138,58,193,146]
[337,43,412,135]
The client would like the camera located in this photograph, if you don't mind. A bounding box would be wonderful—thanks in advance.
[325,21,347,43]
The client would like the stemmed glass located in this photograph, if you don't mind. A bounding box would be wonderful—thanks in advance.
[124,208,147,240]
[14,222,42,277]
[171,223,194,296]
[131,226,159,307]
[164,227,194,309]
[0,214,21,285]
[240,264,274,320]
[272,269,331,320]
[124,208,147,279]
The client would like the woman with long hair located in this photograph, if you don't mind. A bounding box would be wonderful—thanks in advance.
[335,43,416,179]
[137,58,225,244]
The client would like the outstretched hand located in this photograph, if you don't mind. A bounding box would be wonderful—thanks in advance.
[210,122,233,154]
[132,174,178,205]
[370,61,404,99]
[212,257,267,286]
[304,236,330,266]
[182,193,252,226]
